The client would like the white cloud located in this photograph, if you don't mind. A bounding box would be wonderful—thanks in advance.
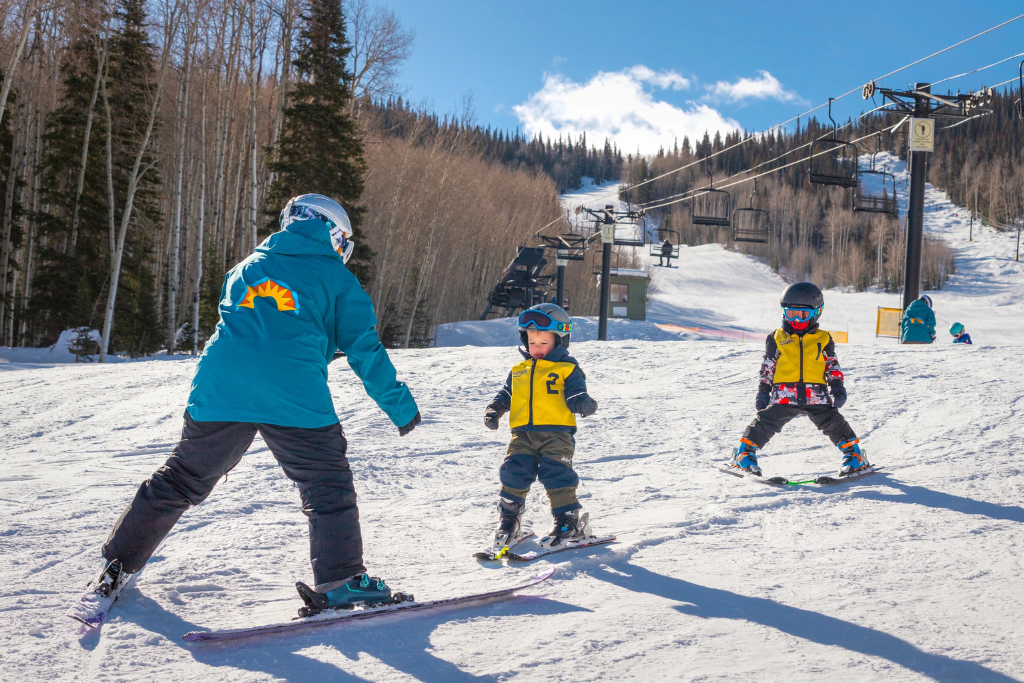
[705,70,805,105]
[512,66,738,155]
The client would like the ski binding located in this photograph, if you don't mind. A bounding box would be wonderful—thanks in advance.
[474,529,535,561]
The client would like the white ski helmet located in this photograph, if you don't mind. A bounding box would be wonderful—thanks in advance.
[280,193,354,263]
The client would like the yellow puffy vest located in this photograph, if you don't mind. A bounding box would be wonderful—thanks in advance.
[772,329,832,385]
[508,357,578,429]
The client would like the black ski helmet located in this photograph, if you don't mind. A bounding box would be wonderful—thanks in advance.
[781,282,824,309]
[518,303,572,350]
[919,294,933,308]
[780,282,824,329]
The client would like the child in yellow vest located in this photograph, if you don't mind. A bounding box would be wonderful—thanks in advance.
[731,282,868,477]
[483,303,598,549]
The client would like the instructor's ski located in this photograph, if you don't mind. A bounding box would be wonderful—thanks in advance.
[182,568,555,643]
[812,465,884,485]
[66,570,142,630]
[506,535,616,563]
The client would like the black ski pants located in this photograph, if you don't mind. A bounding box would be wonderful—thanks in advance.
[742,404,857,450]
[102,412,364,587]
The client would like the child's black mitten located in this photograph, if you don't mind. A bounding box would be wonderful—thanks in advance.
[484,401,507,430]
[755,388,770,411]
[829,382,847,409]
[573,395,598,417]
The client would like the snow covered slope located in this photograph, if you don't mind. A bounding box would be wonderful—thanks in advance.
[440,159,1024,348]
[1,172,1023,682]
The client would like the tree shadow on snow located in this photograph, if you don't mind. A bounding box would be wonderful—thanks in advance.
[845,476,1024,524]
[592,560,1018,683]
[122,591,586,682]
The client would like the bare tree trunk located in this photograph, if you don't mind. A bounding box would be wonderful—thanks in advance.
[0,0,35,132]
[19,102,42,344]
[193,82,206,356]
[0,100,25,339]
[168,39,194,353]
[247,0,258,251]
[69,34,107,257]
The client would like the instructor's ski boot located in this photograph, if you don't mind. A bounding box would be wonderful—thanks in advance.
[838,440,869,476]
[93,559,135,601]
[494,496,526,548]
[732,440,762,476]
[295,573,408,617]
[540,509,590,549]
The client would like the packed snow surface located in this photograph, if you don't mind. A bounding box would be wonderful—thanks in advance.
[1,168,1024,681]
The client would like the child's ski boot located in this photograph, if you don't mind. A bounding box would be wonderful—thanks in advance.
[493,496,526,548]
[540,509,590,549]
[838,440,869,475]
[295,573,407,617]
[731,439,761,476]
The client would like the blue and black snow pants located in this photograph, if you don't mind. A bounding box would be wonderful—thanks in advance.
[102,412,364,590]
[499,431,581,515]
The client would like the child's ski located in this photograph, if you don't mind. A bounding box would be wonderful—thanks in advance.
[474,530,535,561]
[506,535,616,563]
[66,570,142,630]
[812,465,884,485]
[716,463,789,485]
[716,462,884,486]
[182,568,555,643]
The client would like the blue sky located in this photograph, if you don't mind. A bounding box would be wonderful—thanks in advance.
[380,1,1024,153]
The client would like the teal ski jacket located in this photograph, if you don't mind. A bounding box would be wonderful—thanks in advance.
[900,298,936,344]
[186,219,418,428]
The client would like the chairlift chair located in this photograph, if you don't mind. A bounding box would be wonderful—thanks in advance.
[732,179,770,243]
[854,143,899,217]
[591,249,620,275]
[809,98,859,188]
[691,157,732,226]
[650,228,680,267]
[612,207,647,247]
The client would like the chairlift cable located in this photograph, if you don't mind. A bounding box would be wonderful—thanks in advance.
[528,13,1024,236]
[928,51,1024,87]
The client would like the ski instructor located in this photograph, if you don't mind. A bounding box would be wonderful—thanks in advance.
[91,194,421,613]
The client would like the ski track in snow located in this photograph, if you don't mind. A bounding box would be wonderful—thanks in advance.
[1,169,1023,681]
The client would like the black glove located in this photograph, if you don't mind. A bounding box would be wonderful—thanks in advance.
[755,389,770,411]
[830,382,847,409]
[573,395,598,417]
[483,402,507,430]
[398,411,421,437]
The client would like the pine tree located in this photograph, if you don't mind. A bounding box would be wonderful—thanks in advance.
[268,0,373,286]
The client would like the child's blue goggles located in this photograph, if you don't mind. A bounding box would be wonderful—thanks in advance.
[782,305,822,322]
[518,310,571,333]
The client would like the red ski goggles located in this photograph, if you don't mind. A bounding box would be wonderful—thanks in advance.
[518,310,571,333]
[782,305,822,322]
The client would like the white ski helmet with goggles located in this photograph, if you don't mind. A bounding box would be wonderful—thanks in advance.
[280,194,354,263]
[517,303,572,349]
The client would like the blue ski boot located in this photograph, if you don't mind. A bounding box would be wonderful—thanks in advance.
[295,574,401,616]
[732,439,761,476]
[838,439,869,475]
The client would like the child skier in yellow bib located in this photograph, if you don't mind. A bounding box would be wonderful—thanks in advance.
[731,282,869,477]
[483,303,599,549]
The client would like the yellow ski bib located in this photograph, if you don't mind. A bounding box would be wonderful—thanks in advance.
[772,329,832,385]
[508,358,578,429]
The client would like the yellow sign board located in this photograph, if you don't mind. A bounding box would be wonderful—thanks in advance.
[910,118,934,152]
[876,307,902,338]
[828,330,849,344]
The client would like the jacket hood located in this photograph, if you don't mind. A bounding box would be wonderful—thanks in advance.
[905,298,930,315]
[518,345,571,362]
[255,219,341,260]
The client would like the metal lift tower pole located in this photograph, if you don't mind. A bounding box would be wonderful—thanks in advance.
[556,249,567,308]
[903,83,930,311]
[598,219,613,341]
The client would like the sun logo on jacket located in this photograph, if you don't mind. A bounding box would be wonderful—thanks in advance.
[236,278,300,313]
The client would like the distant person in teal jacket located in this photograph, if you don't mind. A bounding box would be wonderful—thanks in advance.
[87,194,421,617]
[901,294,936,344]
[950,322,973,345]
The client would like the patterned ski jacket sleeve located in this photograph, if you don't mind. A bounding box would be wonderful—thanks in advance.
[758,333,779,391]
[822,337,845,386]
